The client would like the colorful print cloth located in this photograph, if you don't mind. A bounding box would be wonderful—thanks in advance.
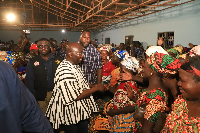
[167,48,180,59]
[134,88,167,132]
[147,52,181,74]
[113,81,138,110]
[106,81,139,133]
[161,95,200,133]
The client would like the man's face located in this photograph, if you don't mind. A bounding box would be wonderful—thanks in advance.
[80,31,91,48]
[37,40,50,56]
[71,46,84,65]
[30,49,38,57]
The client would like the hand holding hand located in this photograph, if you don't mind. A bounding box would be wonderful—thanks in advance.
[107,108,116,117]
[96,83,106,92]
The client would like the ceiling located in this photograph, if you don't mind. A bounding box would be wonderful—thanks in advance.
[0,0,194,31]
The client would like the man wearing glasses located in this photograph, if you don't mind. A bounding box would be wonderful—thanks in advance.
[25,38,62,114]
[46,42,105,133]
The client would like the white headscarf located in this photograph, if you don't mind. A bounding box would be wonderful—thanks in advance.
[121,57,139,72]
[189,45,200,57]
[146,46,168,57]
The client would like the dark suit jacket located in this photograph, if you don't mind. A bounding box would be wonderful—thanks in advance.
[25,54,62,101]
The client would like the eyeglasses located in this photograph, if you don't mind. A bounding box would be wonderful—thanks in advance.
[38,45,49,49]
[71,51,84,56]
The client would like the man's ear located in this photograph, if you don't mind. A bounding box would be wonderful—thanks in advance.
[68,52,72,57]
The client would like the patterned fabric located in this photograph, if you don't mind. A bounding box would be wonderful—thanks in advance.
[146,46,168,57]
[46,60,98,129]
[134,88,167,131]
[189,45,200,57]
[114,50,129,60]
[5,54,15,66]
[174,46,183,54]
[147,52,181,74]
[161,95,200,133]
[113,81,138,110]
[81,44,102,84]
[102,61,115,84]
[57,48,66,59]
[167,48,179,59]
[107,81,139,133]
[100,46,109,52]
[179,54,187,59]
[121,56,139,72]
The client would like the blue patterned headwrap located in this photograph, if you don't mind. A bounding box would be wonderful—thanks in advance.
[114,50,129,60]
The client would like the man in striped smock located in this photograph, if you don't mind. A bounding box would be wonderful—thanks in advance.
[46,42,105,133]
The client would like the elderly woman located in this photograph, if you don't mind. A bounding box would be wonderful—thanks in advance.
[161,57,200,133]
[106,57,140,133]
[167,48,180,59]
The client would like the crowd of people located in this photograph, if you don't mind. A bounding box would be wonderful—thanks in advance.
[0,30,200,133]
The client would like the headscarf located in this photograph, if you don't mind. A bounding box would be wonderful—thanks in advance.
[114,50,129,60]
[147,52,181,74]
[5,54,15,66]
[121,57,139,72]
[146,46,168,57]
[189,45,200,57]
[100,46,109,52]
[167,48,179,59]
[181,57,200,77]
[174,47,183,54]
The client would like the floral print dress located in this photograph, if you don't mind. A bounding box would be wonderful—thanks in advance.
[134,88,167,132]
[161,95,200,133]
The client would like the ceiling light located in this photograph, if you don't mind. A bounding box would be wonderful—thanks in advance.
[7,14,15,21]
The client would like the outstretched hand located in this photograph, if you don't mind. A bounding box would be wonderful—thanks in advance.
[96,83,106,92]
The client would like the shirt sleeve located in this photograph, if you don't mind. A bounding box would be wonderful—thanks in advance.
[94,49,103,70]
[25,60,35,95]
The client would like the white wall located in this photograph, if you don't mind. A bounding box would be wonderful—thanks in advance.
[93,0,200,49]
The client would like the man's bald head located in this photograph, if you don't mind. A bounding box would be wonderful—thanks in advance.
[66,42,83,55]
[66,42,84,65]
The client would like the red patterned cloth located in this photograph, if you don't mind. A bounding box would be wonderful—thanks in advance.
[161,95,200,133]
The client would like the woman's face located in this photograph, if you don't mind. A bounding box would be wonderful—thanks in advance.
[168,52,175,58]
[143,61,152,78]
[101,50,108,60]
[111,54,120,65]
[177,69,200,99]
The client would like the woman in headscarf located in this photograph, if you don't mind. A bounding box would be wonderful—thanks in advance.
[167,48,179,59]
[161,57,200,133]
[123,52,181,133]
[109,50,129,89]
[105,57,140,133]
[100,46,115,86]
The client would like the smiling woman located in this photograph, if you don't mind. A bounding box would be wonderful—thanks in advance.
[161,57,200,133]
